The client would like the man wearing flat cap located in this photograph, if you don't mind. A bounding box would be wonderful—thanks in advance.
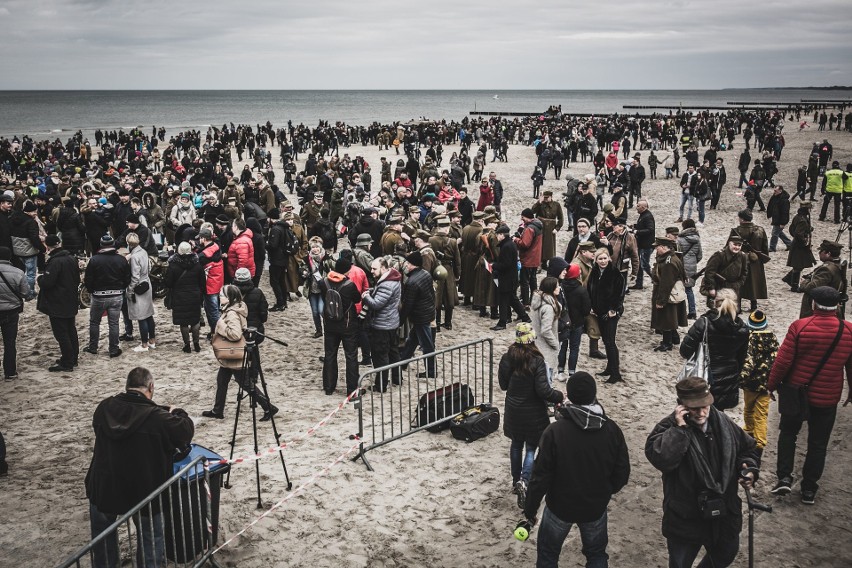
[768,286,852,504]
[798,240,846,318]
[700,233,748,308]
[524,372,630,566]
[646,377,758,567]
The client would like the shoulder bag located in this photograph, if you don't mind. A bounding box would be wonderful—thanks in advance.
[669,279,687,303]
[778,320,845,421]
[676,317,711,383]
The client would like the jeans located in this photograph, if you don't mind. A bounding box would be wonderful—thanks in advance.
[138,316,156,343]
[536,507,609,568]
[557,325,585,374]
[685,286,696,316]
[0,311,19,376]
[89,503,164,568]
[696,198,705,223]
[89,295,123,354]
[50,316,79,368]
[509,438,537,484]
[323,328,360,394]
[636,248,653,287]
[520,267,538,306]
[666,534,739,568]
[679,193,693,219]
[121,295,134,336]
[400,322,436,376]
[776,404,837,492]
[743,390,770,449]
[22,256,37,299]
[308,292,324,332]
[770,225,793,251]
[369,327,401,389]
[204,293,221,330]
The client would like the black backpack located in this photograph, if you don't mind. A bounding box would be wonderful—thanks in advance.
[323,279,350,322]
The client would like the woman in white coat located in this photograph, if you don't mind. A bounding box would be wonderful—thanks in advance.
[126,232,156,352]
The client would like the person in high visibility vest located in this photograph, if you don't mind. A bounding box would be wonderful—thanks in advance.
[818,161,846,224]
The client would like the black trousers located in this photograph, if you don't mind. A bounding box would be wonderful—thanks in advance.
[323,328,359,394]
[777,405,837,492]
[498,284,527,326]
[519,267,538,306]
[599,314,621,379]
[49,316,79,368]
[819,193,842,222]
[212,367,271,415]
[268,264,288,307]
[369,328,401,389]
[0,311,20,377]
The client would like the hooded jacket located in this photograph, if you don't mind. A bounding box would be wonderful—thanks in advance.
[361,268,402,331]
[318,271,360,333]
[498,353,564,445]
[227,229,256,278]
[516,218,543,268]
[85,391,194,515]
[525,403,630,524]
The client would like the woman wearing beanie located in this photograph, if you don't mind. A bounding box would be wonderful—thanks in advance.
[738,310,778,464]
[498,322,565,510]
[679,289,749,410]
[587,248,625,383]
[165,240,206,352]
[125,232,156,352]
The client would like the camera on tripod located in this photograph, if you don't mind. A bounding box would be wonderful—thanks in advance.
[244,326,259,344]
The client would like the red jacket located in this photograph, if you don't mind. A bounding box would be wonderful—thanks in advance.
[768,311,852,407]
[228,229,256,278]
[198,241,224,295]
[346,265,369,314]
[515,219,544,268]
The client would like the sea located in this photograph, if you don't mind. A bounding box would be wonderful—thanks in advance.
[0,89,849,141]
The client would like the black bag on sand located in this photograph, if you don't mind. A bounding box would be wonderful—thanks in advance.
[417,382,475,433]
[450,403,500,442]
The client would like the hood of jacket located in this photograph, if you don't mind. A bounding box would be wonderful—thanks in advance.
[223,301,248,318]
[327,271,346,283]
[679,227,700,241]
[559,403,606,431]
[379,267,402,283]
[95,392,160,441]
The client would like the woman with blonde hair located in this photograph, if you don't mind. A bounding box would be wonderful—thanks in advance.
[588,248,625,383]
[125,232,156,352]
[679,288,749,410]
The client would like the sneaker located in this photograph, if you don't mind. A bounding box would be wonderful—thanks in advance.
[771,477,792,496]
[83,346,98,355]
[132,345,149,353]
[147,343,156,350]
[4,374,17,381]
[514,480,527,510]
[801,489,816,505]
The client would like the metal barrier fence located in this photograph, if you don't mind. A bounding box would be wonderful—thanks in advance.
[57,456,223,568]
[353,338,494,471]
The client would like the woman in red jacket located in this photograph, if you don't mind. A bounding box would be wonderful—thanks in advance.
[476,179,494,211]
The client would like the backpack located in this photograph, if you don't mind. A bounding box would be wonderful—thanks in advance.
[322,279,350,322]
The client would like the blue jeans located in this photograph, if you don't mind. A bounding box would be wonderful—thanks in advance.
[666,534,739,568]
[558,325,585,374]
[138,316,156,343]
[685,287,696,316]
[637,248,652,287]
[679,193,693,219]
[696,198,705,223]
[536,507,609,568]
[400,322,435,376]
[309,292,324,332]
[204,293,221,329]
[510,438,537,484]
[89,295,123,354]
[22,255,37,299]
[89,503,165,568]
[770,225,792,251]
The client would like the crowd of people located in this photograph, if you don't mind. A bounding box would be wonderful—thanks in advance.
[0,104,850,567]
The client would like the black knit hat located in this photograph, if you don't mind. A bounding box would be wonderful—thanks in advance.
[405,250,423,267]
[566,372,597,405]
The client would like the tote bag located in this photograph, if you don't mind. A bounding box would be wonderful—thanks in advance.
[676,317,711,383]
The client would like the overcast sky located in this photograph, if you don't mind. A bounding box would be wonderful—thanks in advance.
[1,0,850,90]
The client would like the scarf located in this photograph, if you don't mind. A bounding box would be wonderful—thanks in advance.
[683,408,738,496]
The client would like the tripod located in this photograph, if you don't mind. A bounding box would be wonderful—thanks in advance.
[224,328,293,508]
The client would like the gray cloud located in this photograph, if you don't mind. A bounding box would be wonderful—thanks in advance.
[0,0,849,89]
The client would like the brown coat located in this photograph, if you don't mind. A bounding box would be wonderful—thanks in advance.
[651,250,687,332]
[532,201,564,262]
[700,247,748,297]
[473,230,498,307]
[460,221,483,298]
[286,221,308,293]
[799,260,844,318]
[786,212,816,271]
[380,227,405,255]
[733,223,769,300]
[430,233,461,309]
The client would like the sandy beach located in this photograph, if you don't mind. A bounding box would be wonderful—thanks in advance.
[0,117,850,568]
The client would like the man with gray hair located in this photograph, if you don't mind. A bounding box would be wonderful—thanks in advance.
[86,367,194,567]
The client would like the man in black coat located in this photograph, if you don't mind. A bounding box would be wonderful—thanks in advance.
[766,185,792,252]
[84,235,131,358]
[265,210,294,310]
[645,377,758,568]
[631,199,655,289]
[347,208,385,258]
[86,367,194,567]
[628,155,646,208]
[37,235,81,372]
[399,250,437,378]
[524,372,630,567]
[0,194,15,251]
[492,224,531,331]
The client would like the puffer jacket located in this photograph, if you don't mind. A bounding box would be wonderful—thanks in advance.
[498,352,564,445]
[768,311,852,407]
[680,312,749,409]
[361,268,402,331]
[677,228,702,287]
[0,261,27,312]
[235,280,268,337]
[214,301,248,369]
[399,266,435,325]
[198,241,224,295]
[227,229,256,278]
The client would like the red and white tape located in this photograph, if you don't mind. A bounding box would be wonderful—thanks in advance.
[215,389,361,467]
[212,438,361,555]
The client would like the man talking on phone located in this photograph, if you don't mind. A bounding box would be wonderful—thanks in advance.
[645,377,759,568]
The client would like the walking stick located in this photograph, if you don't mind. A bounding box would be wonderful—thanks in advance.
[741,467,772,568]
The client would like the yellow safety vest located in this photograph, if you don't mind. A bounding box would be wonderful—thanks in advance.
[824,169,843,194]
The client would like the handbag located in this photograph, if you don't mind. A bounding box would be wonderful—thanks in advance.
[133,280,150,295]
[778,319,845,420]
[676,317,712,383]
[668,279,687,303]
[584,313,601,340]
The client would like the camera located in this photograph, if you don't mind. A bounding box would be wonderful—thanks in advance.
[244,326,258,343]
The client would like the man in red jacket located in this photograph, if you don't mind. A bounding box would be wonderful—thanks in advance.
[767,286,852,504]
[515,208,543,308]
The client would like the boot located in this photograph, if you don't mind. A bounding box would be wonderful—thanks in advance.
[180,326,191,353]
[754,447,764,468]
[589,339,607,359]
[191,324,201,352]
